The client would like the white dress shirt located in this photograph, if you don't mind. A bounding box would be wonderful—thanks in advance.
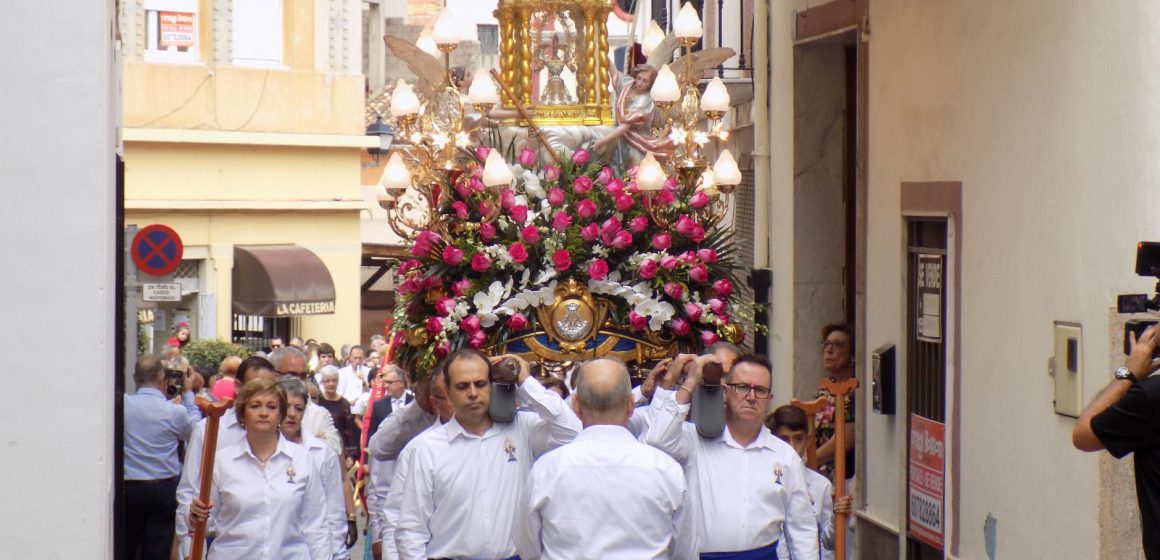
[395,377,581,560]
[381,421,444,560]
[645,388,819,558]
[176,412,247,555]
[302,432,350,560]
[778,468,835,560]
[206,436,330,560]
[517,424,699,560]
[335,365,368,403]
[302,400,343,457]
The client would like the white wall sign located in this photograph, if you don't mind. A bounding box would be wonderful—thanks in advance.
[143,283,182,302]
[917,253,943,343]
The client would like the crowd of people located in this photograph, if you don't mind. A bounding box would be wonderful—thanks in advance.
[122,324,860,560]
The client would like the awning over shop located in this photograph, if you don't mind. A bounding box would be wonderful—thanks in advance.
[233,245,336,317]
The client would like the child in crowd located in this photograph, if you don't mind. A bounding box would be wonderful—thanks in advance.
[767,405,853,560]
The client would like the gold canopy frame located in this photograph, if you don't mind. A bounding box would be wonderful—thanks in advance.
[495,0,615,126]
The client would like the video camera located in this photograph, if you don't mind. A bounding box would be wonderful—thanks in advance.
[1117,242,1160,356]
[163,357,187,398]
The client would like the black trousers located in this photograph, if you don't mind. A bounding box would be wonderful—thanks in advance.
[124,476,179,560]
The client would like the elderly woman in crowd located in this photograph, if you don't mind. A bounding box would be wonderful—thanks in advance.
[188,378,329,559]
[279,377,357,559]
[315,365,359,466]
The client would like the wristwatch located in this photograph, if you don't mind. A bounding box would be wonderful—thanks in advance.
[1114,366,1139,383]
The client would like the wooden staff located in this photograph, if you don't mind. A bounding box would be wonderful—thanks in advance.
[789,396,829,471]
[189,395,234,560]
[819,377,859,560]
[488,69,562,167]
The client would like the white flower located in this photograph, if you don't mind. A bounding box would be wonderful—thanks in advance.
[522,171,545,199]
[431,131,450,150]
[454,131,471,148]
[473,281,509,327]
[693,131,710,145]
[534,268,558,285]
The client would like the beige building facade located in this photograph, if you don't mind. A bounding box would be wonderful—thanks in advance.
[120,0,370,349]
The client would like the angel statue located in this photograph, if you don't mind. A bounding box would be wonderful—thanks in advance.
[592,34,735,167]
[534,33,576,106]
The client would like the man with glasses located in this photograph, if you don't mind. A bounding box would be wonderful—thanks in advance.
[270,346,343,456]
[269,337,285,351]
[646,354,818,559]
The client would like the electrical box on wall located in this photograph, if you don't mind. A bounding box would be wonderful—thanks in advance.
[1053,322,1083,417]
[872,343,896,414]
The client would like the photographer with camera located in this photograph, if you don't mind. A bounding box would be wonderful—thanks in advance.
[123,354,202,560]
[1073,324,1160,559]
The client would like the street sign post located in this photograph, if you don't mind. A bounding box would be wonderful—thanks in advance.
[131,224,184,276]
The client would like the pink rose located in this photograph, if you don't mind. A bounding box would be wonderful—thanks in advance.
[615,195,635,212]
[652,233,672,251]
[700,330,720,346]
[663,282,685,300]
[671,318,691,337]
[627,182,639,195]
[470,252,491,272]
[508,242,529,263]
[545,165,561,181]
[434,339,452,358]
[685,302,703,322]
[507,313,529,330]
[573,176,594,194]
[552,211,573,231]
[714,279,734,298]
[675,215,696,236]
[577,199,598,219]
[690,224,706,243]
[553,249,573,271]
[610,230,633,250]
[628,311,648,331]
[398,259,422,275]
[581,223,600,241]
[518,147,536,167]
[442,246,464,265]
[697,248,718,263]
[474,144,491,161]
[688,264,709,284]
[520,225,541,244]
[480,222,496,242]
[398,277,420,295]
[588,258,610,280]
[461,315,482,334]
[452,201,468,219]
[601,217,622,237]
[421,275,441,289]
[606,179,625,198]
[572,148,590,165]
[630,215,649,233]
[547,188,566,206]
[708,298,726,315]
[436,298,457,317]
[452,278,472,296]
[501,189,516,210]
[468,330,487,349]
[469,177,485,193]
[427,316,444,336]
[654,186,677,206]
[690,190,710,209]
[679,251,697,263]
[660,255,680,270]
[511,205,529,225]
[412,231,441,256]
[597,166,615,184]
[454,182,470,199]
[664,176,679,189]
[638,259,659,279]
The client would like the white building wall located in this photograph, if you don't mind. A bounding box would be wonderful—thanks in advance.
[0,1,117,558]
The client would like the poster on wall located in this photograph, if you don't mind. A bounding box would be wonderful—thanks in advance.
[908,413,946,549]
[159,12,195,51]
[916,253,943,342]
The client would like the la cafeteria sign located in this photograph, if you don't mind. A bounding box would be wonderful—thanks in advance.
[276,301,336,316]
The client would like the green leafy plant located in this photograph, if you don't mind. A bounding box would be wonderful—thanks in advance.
[182,339,251,371]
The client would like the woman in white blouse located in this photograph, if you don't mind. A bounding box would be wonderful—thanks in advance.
[189,378,330,559]
[279,376,355,559]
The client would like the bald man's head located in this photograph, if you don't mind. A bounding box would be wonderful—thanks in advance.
[574,358,633,427]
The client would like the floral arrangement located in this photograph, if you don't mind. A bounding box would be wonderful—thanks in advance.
[391,144,744,378]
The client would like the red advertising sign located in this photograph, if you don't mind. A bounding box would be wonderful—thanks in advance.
[908,414,945,549]
[159,11,195,51]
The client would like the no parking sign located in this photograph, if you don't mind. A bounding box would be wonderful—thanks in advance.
[131,224,184,276]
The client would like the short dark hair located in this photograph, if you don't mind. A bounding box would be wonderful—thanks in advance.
[726,353,773,384]
[822,322,855,354]
[349,345,366,356]
[237,356,276,384]
[766,404,809,433]
[133,355,165,386]
[443,348,490,387]
[318,342,336,357]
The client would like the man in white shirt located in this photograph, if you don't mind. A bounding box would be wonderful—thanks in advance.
[517,358,698,560]
[768,404,842,560]
[335,345,370,403]
[395,349,581,560]
[646,354,819,559]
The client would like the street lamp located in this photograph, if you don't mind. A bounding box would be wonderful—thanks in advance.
[365,116,394,163]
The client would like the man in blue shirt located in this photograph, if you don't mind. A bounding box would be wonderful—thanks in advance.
[123,355,201,560]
